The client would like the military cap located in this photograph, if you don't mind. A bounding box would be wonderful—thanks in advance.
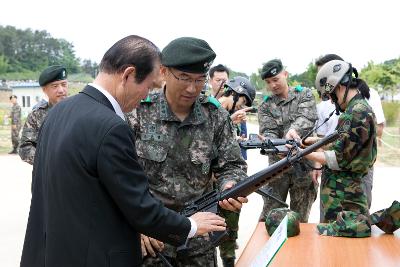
[161,37,216,73]
[371,200,400,234]
[265,208,300,237]
[261,59,283,80]
[317,211,371,238]
[39,65,67,86]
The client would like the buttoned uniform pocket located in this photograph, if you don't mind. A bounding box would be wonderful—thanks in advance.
[135,139,168,187]
[188,144,215,190]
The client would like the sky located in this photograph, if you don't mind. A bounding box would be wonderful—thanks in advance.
[1,0,399,75]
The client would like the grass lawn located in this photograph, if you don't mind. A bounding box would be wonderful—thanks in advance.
[0,127,12,154]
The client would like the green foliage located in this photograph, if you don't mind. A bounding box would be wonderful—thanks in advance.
[290,62,317,88]
[0,70,39,80]
[81,59,99,78]
[68,73,93,83]
[359,59,400,100]
[382,101,400,127]
[249,69,265,91]
[0,54,9,73]
[0,25,82,74]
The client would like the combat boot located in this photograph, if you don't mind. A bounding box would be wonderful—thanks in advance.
[222,257,235,267]
[8,148,17,154]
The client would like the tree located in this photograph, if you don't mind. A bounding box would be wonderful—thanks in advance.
[81,59,99,78]
[0,25,81,76]
[360,60,400,101]
[0,54,9,74]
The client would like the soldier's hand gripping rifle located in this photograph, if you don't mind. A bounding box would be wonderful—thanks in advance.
[239,133,301,156]
[239,134,294,206]
[181,131,339,247]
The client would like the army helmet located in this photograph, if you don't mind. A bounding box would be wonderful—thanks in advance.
[224,76,256,106]
[265,208,301,237]
[315,60,351,98]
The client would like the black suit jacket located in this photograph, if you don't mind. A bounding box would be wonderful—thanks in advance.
[20,85,191,267]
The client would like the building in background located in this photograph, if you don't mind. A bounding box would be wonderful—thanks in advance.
[9,82,45,116]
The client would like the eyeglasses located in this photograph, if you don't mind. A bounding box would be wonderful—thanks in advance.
[169,69,208,87]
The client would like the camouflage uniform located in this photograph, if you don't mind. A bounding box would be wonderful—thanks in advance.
[218,206,239,266]
[10,102,22,151]
[258,86,318,222]
[19,101,52,164]
[126,91,247,267]
[319,94,377,231]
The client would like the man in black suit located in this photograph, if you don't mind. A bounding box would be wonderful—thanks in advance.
[20,35,232,267]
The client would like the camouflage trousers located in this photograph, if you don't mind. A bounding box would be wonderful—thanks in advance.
[259,169,317,222]
[11,126,20,149]
[218,209,239,260]
[142,235,217,267]
[320,175,369,223]
[320,168,373,222]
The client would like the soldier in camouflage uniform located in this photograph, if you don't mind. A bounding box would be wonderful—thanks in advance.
[258,59,318,223]
[308,60,377,237]
[19,65,68,164]
[9,95,21,154]
[127,37,248,267]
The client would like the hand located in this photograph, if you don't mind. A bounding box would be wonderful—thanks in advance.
[302,136,320,146]
[231,107,253,124]
[312,160,322,184]
[312,169,321,185]
[140,234,164,258]
[190,212,226,236]
[285,129,300,140]
[218,181,248,212]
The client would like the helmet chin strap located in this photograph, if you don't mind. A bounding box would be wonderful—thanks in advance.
[330,66,355,114]
[329,91,344,114]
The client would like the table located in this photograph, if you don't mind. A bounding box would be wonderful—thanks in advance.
[236,223,400,267]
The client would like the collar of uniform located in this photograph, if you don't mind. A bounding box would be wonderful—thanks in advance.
[275,87,296,105]
[159,89,206,125]
[286,88,297,102]
[347,92,364,108]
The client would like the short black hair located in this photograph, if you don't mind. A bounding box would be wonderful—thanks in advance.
[99,35,161,83]
[209,64,229,79]
[315,54,344,67]
[9,95,17,100]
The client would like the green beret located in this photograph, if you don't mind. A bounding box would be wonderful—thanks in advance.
[371,200,400,234]
[317,211,371,237]
[162,37,216,74]
[39,65,67,86]
[265,208,300,237]
[261,59,283,79]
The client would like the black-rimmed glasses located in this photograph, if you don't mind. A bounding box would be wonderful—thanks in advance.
[169,69,208,87]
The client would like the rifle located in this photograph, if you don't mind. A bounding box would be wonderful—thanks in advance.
[181,131,339,247]
[239,133,301,156]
